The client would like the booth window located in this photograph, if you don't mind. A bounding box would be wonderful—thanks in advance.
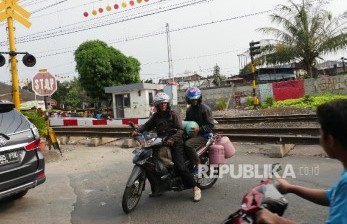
[149,92,153,105]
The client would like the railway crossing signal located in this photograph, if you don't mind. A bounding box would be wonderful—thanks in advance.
[249,41,261,57]
[0,0,31,28]
[0,0,32,110]
[249,41,261,109]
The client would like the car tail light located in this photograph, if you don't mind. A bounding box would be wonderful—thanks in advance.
[37,171,45,179]
[24,139,40,151]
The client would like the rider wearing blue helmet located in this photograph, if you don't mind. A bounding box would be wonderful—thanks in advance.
[184,87,215,172]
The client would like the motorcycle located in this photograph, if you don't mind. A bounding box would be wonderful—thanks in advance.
[223,164,288,224]
[122,122,221,214]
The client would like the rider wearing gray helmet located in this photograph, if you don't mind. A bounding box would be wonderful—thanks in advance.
[134,92,202,202]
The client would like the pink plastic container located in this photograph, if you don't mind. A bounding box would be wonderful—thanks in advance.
[209,144,225,164]
[216,136,236,159]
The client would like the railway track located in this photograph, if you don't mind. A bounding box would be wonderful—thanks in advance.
[52,125,320,145]
[214,114,317,124]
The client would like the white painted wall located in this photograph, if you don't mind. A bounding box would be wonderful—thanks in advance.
[122,89,158,118]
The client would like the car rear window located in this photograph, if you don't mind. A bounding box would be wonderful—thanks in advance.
[0,108,31,135]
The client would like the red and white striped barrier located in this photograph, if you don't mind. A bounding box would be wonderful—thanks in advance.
[49,117,149,127]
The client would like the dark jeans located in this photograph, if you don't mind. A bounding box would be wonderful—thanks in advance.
[147,169,165,193]
[184,136,208,165]
[147,140,196,192]
[171,140,196,189]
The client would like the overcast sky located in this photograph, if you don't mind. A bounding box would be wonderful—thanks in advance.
[0,0,346,85]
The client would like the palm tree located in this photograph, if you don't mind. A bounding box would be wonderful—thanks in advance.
[257,0,347,77]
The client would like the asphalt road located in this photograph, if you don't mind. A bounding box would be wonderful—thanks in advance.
[0,142,342,224]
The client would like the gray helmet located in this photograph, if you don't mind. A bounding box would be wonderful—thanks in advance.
[153,92,170,106]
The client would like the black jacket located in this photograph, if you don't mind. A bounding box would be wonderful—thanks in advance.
[137,110,183,143]
[185,103,214,134]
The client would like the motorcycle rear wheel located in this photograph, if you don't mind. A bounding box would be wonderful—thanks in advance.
[122,177,145,214]
[196,158,218,189]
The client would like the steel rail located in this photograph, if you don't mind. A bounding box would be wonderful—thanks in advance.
[52,126,320,145]
[214,114,317,124]
[213,127,319,135]
[223,134,319,145]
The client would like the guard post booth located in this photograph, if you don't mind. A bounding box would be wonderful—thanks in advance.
[105,83,164,119]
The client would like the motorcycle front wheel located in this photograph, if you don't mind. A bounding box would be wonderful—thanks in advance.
[196,157,218,189]
[122,177,146,214]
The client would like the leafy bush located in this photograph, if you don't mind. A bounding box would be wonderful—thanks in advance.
[273,94,347,109]
[303,95,313,104]
[216,98,228,110]
[21,111,48,136]
[261,97,275,108]
[247,96,253,108]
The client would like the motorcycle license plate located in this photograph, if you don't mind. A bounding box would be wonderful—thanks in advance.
[0,151,19,166]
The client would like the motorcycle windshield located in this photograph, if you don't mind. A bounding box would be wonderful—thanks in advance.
[142,137,164,148]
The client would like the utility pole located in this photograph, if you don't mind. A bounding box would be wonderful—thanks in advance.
[0,0,32,110]
[249,41,261,109]
[166,23,174,82]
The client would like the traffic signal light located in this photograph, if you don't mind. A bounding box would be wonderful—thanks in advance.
[249,41,261,57]
[0,52,36,67]
[22,53,36,67]
[0,54,5,67]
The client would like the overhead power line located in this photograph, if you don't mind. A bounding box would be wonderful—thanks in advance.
[0,0,210,46]
[31,0,68,14]
[32,8,271,59]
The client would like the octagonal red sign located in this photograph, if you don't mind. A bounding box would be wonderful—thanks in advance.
[32,71,57,96]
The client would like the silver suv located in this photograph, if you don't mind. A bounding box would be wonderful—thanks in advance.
[0,101,46,200]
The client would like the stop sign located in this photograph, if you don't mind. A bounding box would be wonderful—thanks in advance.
[32,71,57,96]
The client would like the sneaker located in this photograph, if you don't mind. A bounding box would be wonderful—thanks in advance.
[193,187,201,202]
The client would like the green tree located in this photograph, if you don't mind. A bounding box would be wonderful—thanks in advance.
[22,81,33,92]
[63,78,87,110]
[51,81,70,108]
[51,79,91,110]
[257,0,347,77]
[74,40,141,100]
[211,64,225,86]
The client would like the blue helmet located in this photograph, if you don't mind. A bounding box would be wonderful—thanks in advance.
[185,87,202,103]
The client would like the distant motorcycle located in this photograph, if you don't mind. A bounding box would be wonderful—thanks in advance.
[222,164,288,224]
[122,122,223,214]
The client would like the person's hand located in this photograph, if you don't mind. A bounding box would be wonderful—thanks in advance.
[274,178,291,194]
[131,131,139,137]
[255,209,280,224]
[166,138,174,146]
